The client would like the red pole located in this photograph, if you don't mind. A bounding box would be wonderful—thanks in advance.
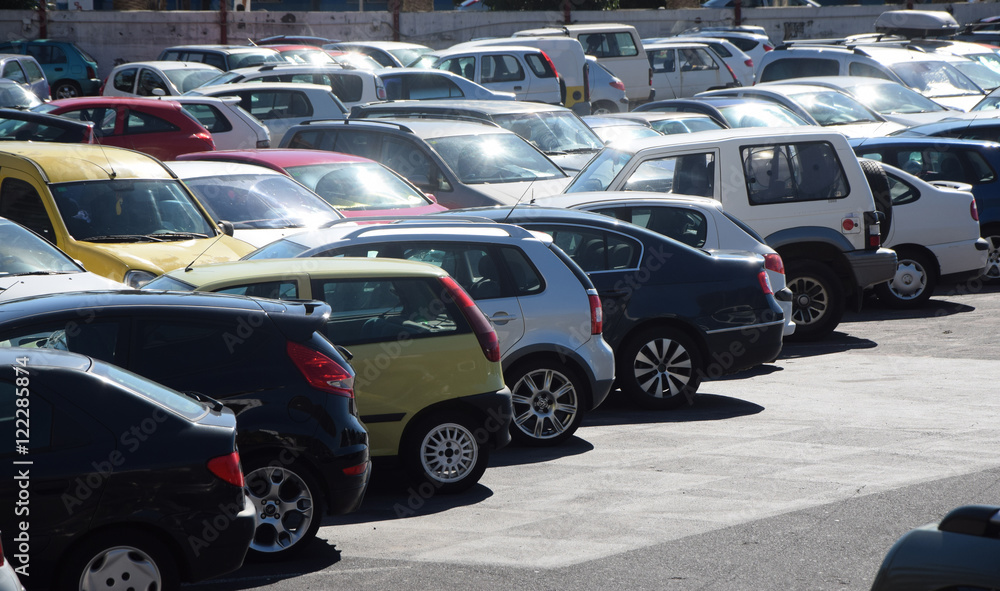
[734,0,741,27]
[38,0,47,39]
[220,0,228,45]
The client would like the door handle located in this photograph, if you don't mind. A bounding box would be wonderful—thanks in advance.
[513,86,523,91]
[490,312,519,325]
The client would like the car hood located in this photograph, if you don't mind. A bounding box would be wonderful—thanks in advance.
[930,95,984,112]
[472,177,572,205]
[73,235,256,281]
[548,152,601,173]
[831,120,907,138]
[0,272,128,303]
[233,228,310,249]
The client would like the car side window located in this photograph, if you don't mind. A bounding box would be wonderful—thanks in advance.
[21,59,44,83]
[885,173,919,206]
[760,58,838,83]
[743,141,849,204]
[848,62,893,80]
[57,107,115,137]
[137,69,168,96]
[247,90,313,120]
[482,55,525,84]
[181,104,233,133]
[381,136,433,186]
[113,67,137,93]
[216,281,298,299]
[648,49,676,73]
[500,247,544,296]
[123,110,179,135]
[0,178,55,242]
[327,73,364,103]
[604,206,708,249]
[202,54,227,70]
[0,320,122,365]
[407,74,464,99]
[438,57,476,81]
[334,130,382,160]
[581,33,638,58]
[525,53,557,79]
[28,44,66,65]
[680,48,718,71]
[398,244,505,300]
[1,61,26,84]
[542,227,641,272]
[624,152,715,197]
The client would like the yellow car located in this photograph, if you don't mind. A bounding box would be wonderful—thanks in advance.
[0,143,254,286]
[145,257,513,493]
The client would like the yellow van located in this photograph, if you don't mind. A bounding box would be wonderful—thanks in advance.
[0,143,254,287]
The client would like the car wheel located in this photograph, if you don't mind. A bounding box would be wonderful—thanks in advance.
[53,80,82,99]
[784,260,845,342]
[860,158,892,243]
[875,248,937,308]
[507,360,587,446]
[244,458,324,560]
[618,326,702,410]
[981,224,1000,282]
[61,529,179,591]
[591,100,618,115]
[406,411,488,494]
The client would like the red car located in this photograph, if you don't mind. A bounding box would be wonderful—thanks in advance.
[176,148,448,217]
[37,96,215,160]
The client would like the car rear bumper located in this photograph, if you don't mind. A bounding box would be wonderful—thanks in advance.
[846,247,898,289]
[460,388,513,450]
[185,493,256,583]
[704,319,785,377]
[929,237,989,279]
[575,336,616,409]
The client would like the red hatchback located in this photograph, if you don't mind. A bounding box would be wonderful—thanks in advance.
[38,96,215,160]
[177,148,448,217]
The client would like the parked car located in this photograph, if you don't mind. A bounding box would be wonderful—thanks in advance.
[169,95,271,150]
[0,107,94,144]
[243,221,614,445]
[351,99,605,173]
[0,53,49,101]
[258,35,341,47]
[157,44,286,71]
[324,51,384,71]
[0,216,125,302]
[187,81,347,146]
[146,257,512,487]
[442,206,785,408]
[102,60,223,97]
[584,115,663,144]
[646,36,755,87]
[633,96,811,128]
[268,44,338,65]
[379,68,516,101]
[0,142,254,287]
[645,41,740,99]
[422,45,562,106]
[533,191,796,336]
[325,41,433,68]
[972,85,1000,112]
[598,111,727,135]
[685,29,774,73]
[891,116,1000,145]
[564,126,898,340]
[587,55,629,115]
[281,118,570,208]
[0,347,254,588]
[702,0,818,7]
[175,148,447,217]
[200,63,386,110]
[0,39,100,98]
[0,290,369,559]
[0,79,42,110]
[166,160,343,247]
[35,96,215,160]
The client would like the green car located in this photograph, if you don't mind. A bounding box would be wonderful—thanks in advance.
[145,257,512,493]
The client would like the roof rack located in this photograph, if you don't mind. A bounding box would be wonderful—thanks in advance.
[299,118,414,133]
[321,215,504,229]
[354,110,501,127]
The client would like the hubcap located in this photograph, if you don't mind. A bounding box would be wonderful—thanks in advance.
[887,259,927,300]
[80,546,160,591]
[788,275,829,326]
[511,368,579,440]
[420,422,478,484]
[984,235,1000,280]
[633,337,693,399]
[245,466,314,554]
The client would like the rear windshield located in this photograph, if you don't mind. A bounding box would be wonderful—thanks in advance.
[164,68,221,93]
[246,238,310,260]
[91,362,209,421]
[760,58,839,83]
[428,133,566,184]
[525,53,557,78]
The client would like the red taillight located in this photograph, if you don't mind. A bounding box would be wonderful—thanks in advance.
[207,451,244,487]
[649,67,653,88]
[744,58,754,69]
[376,83,387,101]
[971,200,980,221]
[763,44,774,52]
[87,66,96,78]
[343,462,368,476]
[724,62,738,83]
[610,80,625,91]
[587,289,603,335]
[195,131,215,149]
[758,270,774,295]
[763,253,785,275]
[869,233,881,248]
[98,76,107,95]
[439,276,501,362]
[287,341,355,397]
[540,50,559,79]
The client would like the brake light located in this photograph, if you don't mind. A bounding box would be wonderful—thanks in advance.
[610,80,625,91]
[439,276,501,362]
[971,200,980,221]
[256,139,270,148]
[540,50,559,78]
[763,43,774,52]
[758,270,773,295]
[207,452,244,487]
[87,66,96,79]
[195,130,215,149]
[744,58,754,69]
[287,341,355,397]
[376,81,387,101]
[587,289,603,335]
[343,462,368,476]
[724,62,738,84]
[98,76,107,95]
[764,253,785,275]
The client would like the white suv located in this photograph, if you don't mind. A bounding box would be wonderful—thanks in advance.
[199,63,387,110]
[246,220,616,446]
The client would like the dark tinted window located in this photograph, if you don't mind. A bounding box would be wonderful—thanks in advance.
[597,206,708,249]
[760,58,839,83]
[0,178,55,241]
[885,172,920,206]
[137,69,168,96]
[543,227,641,272]
[849,62,893,80]
[124,109,179,135]
[55,106,115,137]
[216,281,298,299]
[648,49,676,73]
[113,68,137,93]
[182,103,233,133]
[243,90,313,120]
[381,136,434,185]
[202,53,227,70]
[27,44,66,64]
[399,244,503,300]
[1,61,26,84]
[525,53,556,78]
[871,148,997,186]
[0,320,122,364]
[327,73,364,103]
[743,141,849,204]
[500,246,544,295]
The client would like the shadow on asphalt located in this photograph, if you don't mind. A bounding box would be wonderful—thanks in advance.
[779,330,877,359]
[188,538,341,589]
[490,434,596,467]
[583,392,764,427]
[846,297,976,322]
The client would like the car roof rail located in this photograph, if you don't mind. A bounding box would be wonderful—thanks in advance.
[357,111,501,127]
[300,118,416,133]
[321,215,501,229]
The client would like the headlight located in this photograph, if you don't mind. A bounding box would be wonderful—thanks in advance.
[124,270,158,288]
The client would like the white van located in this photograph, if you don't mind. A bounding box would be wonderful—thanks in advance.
[426,45,562,105]
[515,23,653,108]
[449,36,591,115]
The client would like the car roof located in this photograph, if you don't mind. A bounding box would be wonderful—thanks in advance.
[337,41,428,49]
[230,63,355,75]
[0,289,268,317]
[764,75,897,89]
[644,41,712,50]
[848,135,1000,150]
[47,96,187,112]
[610,125,831,152]
[177,148,373,167]
[165,160,286,178]
[114,60,221,71]
[194,81,336,93]
[433,45,546,56]
[358,99,571,115]
[536,191,724,210]
[0,142,175,183]
[524,23,634,33]
[297,117,508,139]
[161,256,450,285]
[731,83,846,95]
[270,220,539,250]
[164,45,280,54]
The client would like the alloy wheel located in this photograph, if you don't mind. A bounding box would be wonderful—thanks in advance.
[633,337,694,399]
[789,275,830,326]
[245,466,315,554]
[511,368,579,441]
[420,422,479,484]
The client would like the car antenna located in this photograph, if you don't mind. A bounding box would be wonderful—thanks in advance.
[183,224,229,272]
[248,38,258,46]
[95,139,118,180]
[502,182,534,223]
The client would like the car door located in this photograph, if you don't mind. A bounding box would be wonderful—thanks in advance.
[647,48,679,99]
[121,107,186,160]
[436,55,478,85]
[677,47,728,96]
[236,88,313,146]
[480,53,530,100]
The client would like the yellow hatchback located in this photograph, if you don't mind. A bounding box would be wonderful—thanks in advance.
[145,257,513,493]
[0,143,254,286]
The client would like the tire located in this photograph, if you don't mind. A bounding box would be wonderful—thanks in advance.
[875,248,937,308]
[405,411,488,494]
[784,260,845,342]
[244,457,324,560]
[60,529,179,591]
[53,80,82,99]
[618,326,702,410]
[980,224,1000,282]
[591,100,619,115]
[860,158,892,243]
[506,360,587,446]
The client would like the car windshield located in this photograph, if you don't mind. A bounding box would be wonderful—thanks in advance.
[428,133,567,184]
[890,61,982,97]
[0,219,81,275]
[183,174,341,229]
[50,179,216,241]
[281,49,335,65]
[390,47,433,66]
[650,117,724,134]
[969,51,1000,77]
[717,102,810,127]
[494,112,604,155]
[164,68,223,93]
[231,51,285,69]
[592,124,662,144]
[946,59,1000,91]
[565,148,633,193]
[844,82,947,114]
[0,83,41,109]
[409,54,439,68]
[0,111,90,143]
[288,162,431,211]
[245,238,310,260]
[195,71,242,88]
[786,90,882,125]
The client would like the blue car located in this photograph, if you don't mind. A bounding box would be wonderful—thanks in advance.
[0,39,100,98]
[850,135,1000,281]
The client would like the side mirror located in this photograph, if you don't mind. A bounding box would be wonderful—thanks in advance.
[151,88,166,96]
[218,220,235,237]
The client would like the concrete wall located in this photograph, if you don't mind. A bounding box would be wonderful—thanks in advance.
[2,3,998,79]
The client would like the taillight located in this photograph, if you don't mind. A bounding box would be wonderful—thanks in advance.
[724,62,738,84]
[587,288,603,335]
[256,139,270,148]
[343,462,368,476]
[87,66,96,79]
[195,131,215,149]
[758,270,773,295]
[98,76,106,95]
[971,200,980,221]
[376,81,387,101]
[439,276,501,362]
[744,58,754,69]
[0,536,4,566]
[207,451,244,487]
[610,80,625,91]
[763,44,774,52]
[540,50,559,79]
[763,253,785,275]
[287,341,355,397]
[649,67,653,88]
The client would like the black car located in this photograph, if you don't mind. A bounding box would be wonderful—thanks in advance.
[0,290,369,559]
[0,347,254,590]
[0,107,94,143]
[445,206,785,409]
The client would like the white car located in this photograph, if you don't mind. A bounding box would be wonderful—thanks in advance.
[325,41,433,68]
[532,191,796,336]
[645,41,740,100]
[169,95,271,150]
[424,45,562,105]
[0,217,125,302]
[686,29,774,72]
[185,81,347,146]
[645,36,755,87]
[198,64,386,110]
[870,160,988,307]
[102,61,223,97]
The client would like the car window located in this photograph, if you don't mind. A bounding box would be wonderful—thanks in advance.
[580,32,639,58]
[124,109,179,135]
[525,53,557,79]
[0,177,55,242]
[113,67,137,93]
[849,62,893,80]
[648,49,676,73]
[540,227,641,272]
[202,53,227,70]
[293,161,433,211]
[163,68,221,94]
[0,320,122,365]
[500,246,544,295]
[21,59,44,83]
[760,58,839,83]
[482,55,525,84]
[707,42,732,58]
[216,280,299,299]
[381,136,435,186]
[680,48,719,71]
[27,44,66,65]
[428,133,566,184]
[184,174,340,229]
[2,61,26,84]
[565,147,632,193]
[399,244,506,300]
[327,73,364,103]
[743,141,849,204]
[181,103,233,133]
[599,206,708,249]
[55,107,115,137]
[438,56,476,81]
[90,362,209,421]
[624,152,715,197]
[391,74,464,100]
[245,90,313,120]
[882,148,996,186]
[885,172,919,206]
[137,68,168,96]
[0,219,79,274]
